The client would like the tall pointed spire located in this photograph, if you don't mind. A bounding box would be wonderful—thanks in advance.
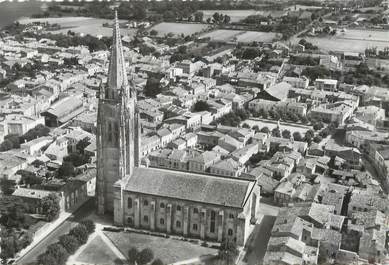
[106,10,129,99]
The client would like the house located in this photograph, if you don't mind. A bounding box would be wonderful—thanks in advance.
[347,190,389,216]
[41,96,84,127]
[12,188,60,215]
[231,143,259,164]
[315,79,338,92]
[355,105,385,126]
[0,152,30,182]
[218,134,244,153]
[3,114,45,136]
[188,151,221,173]
[20,136,53,156]
[209,158,243,178]
[282,76,309,89]
[197,130,225,147]
[310,102,354,125]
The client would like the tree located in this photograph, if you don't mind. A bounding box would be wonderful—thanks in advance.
[137,248,154,265]
[58,161,75,178]
[128,247,139,264]
[76,137,90,154]
[144,77,162,98]
[242,123,250,129]
[46,243,68,265]
[20,124,50,143]
[151,259,164,265]
[80,219,95,234]
[313,135,323,143]
[69,224,89,245]
[37,252,57,265]
[193,100,210,112]
[272,127,281,137]
[149,29,158,36]
[0,178,15,195]
[42,193,61,222]
[252,125,260,132]
[260,127,270,134]
[59,234,80,254]
[282,129,291,139]
[219,239,238,265]
[292,131,303,141]
[194,11,204,22]
[223,14,231,24]
[313,122,324,131]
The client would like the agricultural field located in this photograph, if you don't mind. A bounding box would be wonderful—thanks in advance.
[18,17,137,38]
[302,29,389,53]
[200,9,258,23]
[149,22,209,37]
[200,29,278,43]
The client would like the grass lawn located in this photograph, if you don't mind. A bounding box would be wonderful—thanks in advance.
[104,231,218,264]
[149,22,209,37]
[302,29,389,53]
[76,235,122,265]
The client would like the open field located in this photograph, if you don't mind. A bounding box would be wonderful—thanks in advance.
[200,29,278,43]
[104,231,218,265]
[302,29,389,53]
[200,9,258,23]
[18,16,137,38]
[242,118,312,136]
[149,22,209,37]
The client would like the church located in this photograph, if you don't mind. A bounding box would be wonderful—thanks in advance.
[96,12,261,246]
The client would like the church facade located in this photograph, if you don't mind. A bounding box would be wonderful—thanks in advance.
[97,13,261,246]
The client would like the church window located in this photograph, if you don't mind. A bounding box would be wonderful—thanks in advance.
[143,200,148,206]
[114,122,119,145]
[160,202,165,208]
[107,122,112,142]
[160,218,164,225]
[228,229,233,236]
[193,208,198,214]
[176,205,182,211]
[176,220,181,228]
[210,210,216,233]
[127,197,132,209]
[193,224,198,231]
[143,216,149,223]
[127,217,133,225]
[229,213,234,219]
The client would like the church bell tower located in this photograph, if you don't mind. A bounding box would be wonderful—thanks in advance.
[96,11,140,215]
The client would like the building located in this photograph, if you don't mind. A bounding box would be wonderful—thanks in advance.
[97,14,260,246]
[113,167,260,246]
[315,79,338,92]
[96,14,141,214]
[310,102,354,125]
[282,76,309,89]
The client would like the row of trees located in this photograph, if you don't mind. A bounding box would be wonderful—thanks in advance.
[38,220,95,265]
[211,109,250,127]
[251,108,309,124]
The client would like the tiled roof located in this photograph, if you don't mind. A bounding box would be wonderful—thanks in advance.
[122,167,253,208]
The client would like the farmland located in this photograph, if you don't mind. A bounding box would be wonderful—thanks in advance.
[149,22,209,37]
[301,29,389,53]
[18,17,137,38]
[200,9,258,23]
[200,29,278,43]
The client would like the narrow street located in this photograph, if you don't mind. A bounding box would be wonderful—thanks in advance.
[16,199,96,265]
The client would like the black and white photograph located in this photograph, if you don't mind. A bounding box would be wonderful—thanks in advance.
[0,0,389,264]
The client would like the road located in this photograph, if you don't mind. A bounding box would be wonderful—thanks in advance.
[17,199,96,265]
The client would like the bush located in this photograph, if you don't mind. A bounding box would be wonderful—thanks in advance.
[281,129,291,139]
[80,219,95,234]
[59,234,80,254]
[69,224,89,245]
[128,247,139,264]
[260,127,270,134]
[37,252,57,265]
[151,259,164,265]
[313,135,323,143]
[137,248,154,265]
[42,193,61,222]
[292,132,303,141]
[46,243,68,265]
